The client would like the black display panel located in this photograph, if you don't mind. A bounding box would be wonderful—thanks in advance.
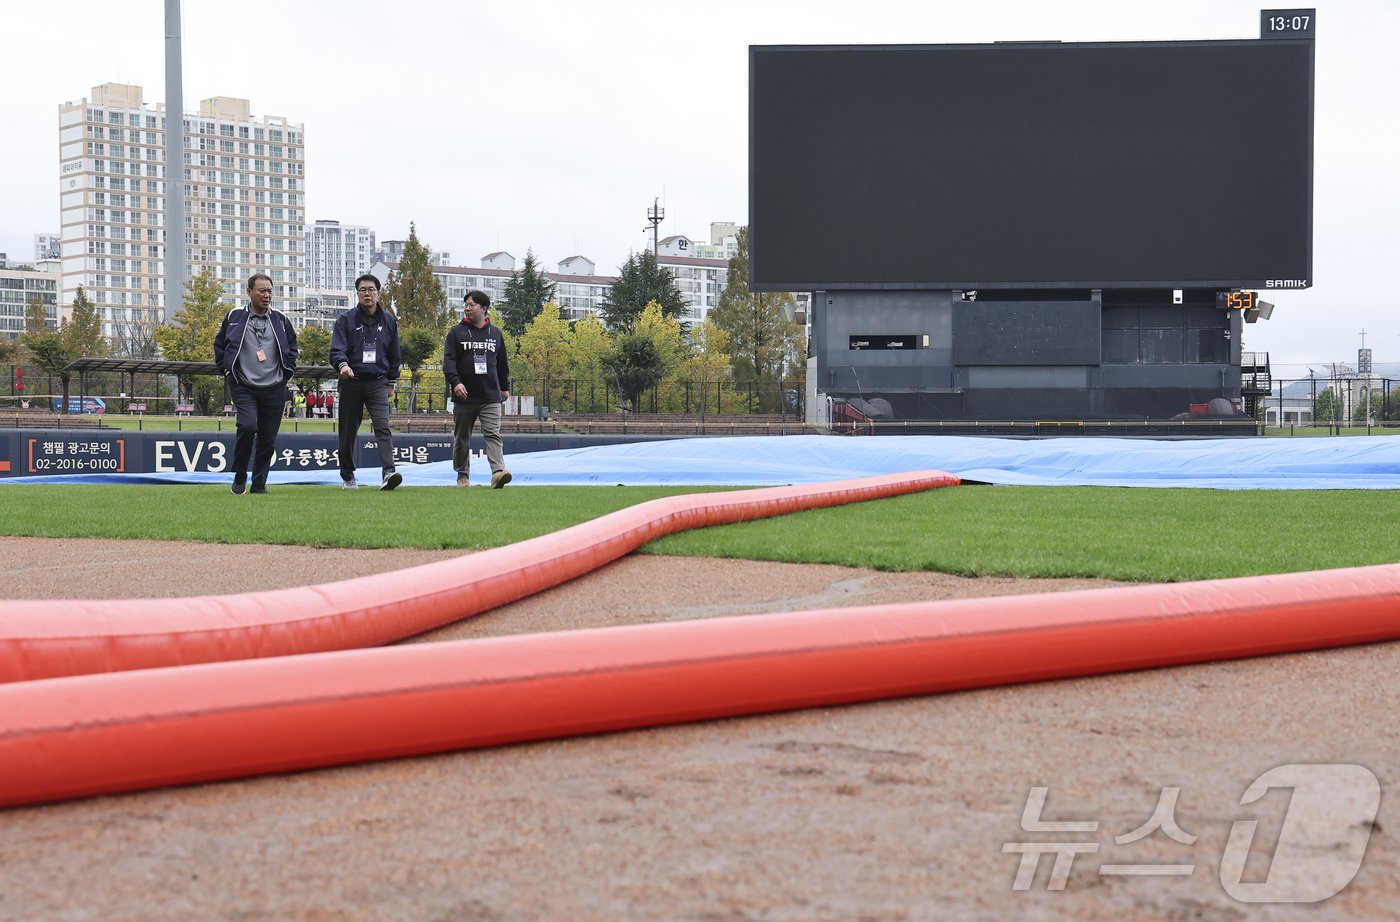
[951,301,1101,365]
[749,40,1314,290]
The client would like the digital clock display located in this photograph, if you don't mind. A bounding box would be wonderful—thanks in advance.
[1216,290,1258,310]
[1261,9,1315,39]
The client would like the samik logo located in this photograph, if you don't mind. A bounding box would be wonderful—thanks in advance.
[1220,763,1380,904]
[1265,279,1309,288]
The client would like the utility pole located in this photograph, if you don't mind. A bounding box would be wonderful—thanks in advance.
[163,0,187,323]
[645,197,665,256]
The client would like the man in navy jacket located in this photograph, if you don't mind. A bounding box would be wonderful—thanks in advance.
[329,273,402,490]
[213,273,299,494]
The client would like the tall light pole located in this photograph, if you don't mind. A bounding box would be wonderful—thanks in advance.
[645,197,664,256]
[163,0,187,323]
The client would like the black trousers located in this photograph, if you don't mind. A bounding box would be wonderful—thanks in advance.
[230,380,287,487]
[337,375,395,480]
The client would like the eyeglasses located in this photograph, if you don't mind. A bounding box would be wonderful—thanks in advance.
[357,287,378,294]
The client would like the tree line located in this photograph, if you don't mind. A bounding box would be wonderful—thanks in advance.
[356,223,805,414]
[5,223,803,416]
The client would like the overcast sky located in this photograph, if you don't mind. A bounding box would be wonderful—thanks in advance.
[1,0,1394,372]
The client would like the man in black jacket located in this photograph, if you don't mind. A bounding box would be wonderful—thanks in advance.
[329,273,402,490]
[443,289,511,488]
[213,273,298,495]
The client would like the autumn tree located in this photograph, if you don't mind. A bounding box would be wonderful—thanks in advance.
[24,296,52,334]
[684,318,732,416]
[382,223,449,333]
[711,227,802,411]
[568,312,613,412]
[599,250,688,332]
[518,301,571,413]
[65,287,109,360]
[497,249,557,338]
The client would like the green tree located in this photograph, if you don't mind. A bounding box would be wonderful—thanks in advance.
[519,301,572,414]
[606,333,667,412]
[296,325,332,396]
[1313,387,1339,425]
[20,289,91,411]
[0,336,19,365]
[498,249,557,338]
[382,223,449,333]
[297,325,331,366]
[568,312,613,412]
[155,268,229,414]
[599,250,689,332]
[711,227,802,412]
[1354,390,1385,424]
[399,326,440,412]
[20,328,75,410]
[65,287,109,359]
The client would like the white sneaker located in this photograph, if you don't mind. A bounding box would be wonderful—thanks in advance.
[380,470,403,491]
[340,478,359,490]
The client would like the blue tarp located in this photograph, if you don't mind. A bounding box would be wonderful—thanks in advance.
[4,435,1399,489]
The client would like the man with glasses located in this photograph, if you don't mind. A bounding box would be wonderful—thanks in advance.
[329,273,403,490]
[213,273,299,495]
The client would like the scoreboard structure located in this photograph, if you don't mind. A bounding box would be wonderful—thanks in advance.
[750,10,1314,428]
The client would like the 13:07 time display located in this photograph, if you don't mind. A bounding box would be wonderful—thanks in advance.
[1261,9,1315,38]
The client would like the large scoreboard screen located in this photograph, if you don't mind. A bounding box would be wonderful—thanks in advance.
[749,36,1314,291]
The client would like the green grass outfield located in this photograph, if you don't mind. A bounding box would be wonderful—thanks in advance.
[1,483,1396,583]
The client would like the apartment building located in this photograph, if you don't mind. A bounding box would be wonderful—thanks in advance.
[33,234,62,262]
[373,239,451,268]
[656,236,729,326]
[57,83,306,341]
[0,261,61,341]
[369,253,615,323]
[306,220,375,293]
[369,258,513,311]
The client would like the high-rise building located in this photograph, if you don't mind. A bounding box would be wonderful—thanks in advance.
[305,219,375,295]
[33,234,61,263]
[57,83,306,343]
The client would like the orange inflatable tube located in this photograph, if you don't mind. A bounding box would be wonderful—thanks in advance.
[0,470,960,683]
[2,561,1399,807]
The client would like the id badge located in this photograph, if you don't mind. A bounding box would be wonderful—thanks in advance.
[256,348,267,362]
[474,358,488,375]
[362,349,377,363]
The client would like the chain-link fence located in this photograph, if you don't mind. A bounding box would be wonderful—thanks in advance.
[1254,376,1398,434]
